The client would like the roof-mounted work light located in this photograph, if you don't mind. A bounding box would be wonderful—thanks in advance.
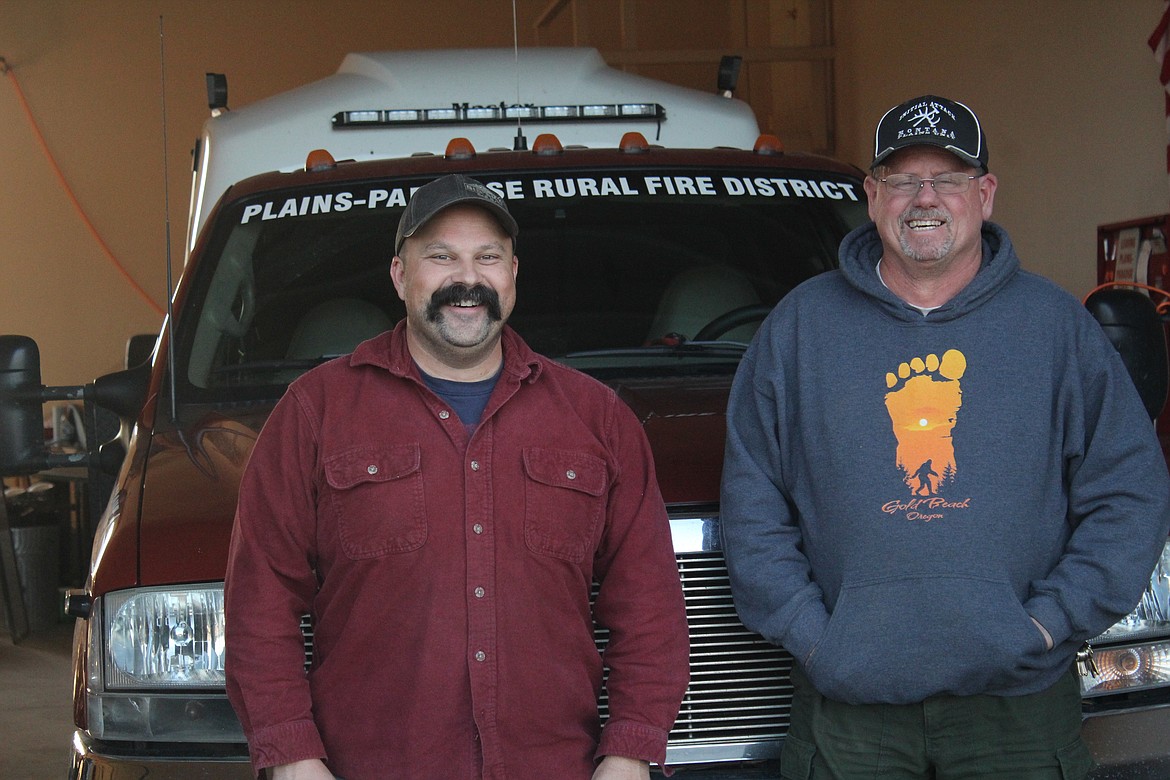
[206,73,228,115]
[718,56,742,98]
[331,102,666,129]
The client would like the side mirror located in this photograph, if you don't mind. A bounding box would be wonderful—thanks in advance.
[0,335,152,475]
[1086,288,1169,420]
[125,333,157,369]
[92,362,152,421]
[0,336,53,475]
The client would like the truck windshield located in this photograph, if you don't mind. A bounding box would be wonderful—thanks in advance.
[178,168,867,398]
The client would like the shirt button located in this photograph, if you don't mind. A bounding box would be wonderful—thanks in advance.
[566,469,577,480]
[470,460,480,471]
[472,523,484,535]
[474,586,485,598]
[475,650,486,662]
[438,410,450,420]
[367,465,378,475]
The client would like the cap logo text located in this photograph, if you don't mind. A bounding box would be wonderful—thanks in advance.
[465,180,504,208]
[909,105,942,129]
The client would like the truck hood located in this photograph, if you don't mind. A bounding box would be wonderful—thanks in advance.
[611,374,731,505]
[136,411,265,586]
[134,376,729,585]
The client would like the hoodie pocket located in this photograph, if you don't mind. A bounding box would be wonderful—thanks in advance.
[324,444,427,559]
[523,448,607,563]
[805,575,1047,704]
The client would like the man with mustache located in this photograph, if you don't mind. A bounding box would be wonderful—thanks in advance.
[225,174,689,780]
[721,96,1170,778]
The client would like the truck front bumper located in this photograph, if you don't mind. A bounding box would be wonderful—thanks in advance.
[69,731,252,780]
[68,704,1170,779]
[1084,702,1170,778]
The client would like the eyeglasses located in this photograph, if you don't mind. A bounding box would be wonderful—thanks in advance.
[878,172,980,195]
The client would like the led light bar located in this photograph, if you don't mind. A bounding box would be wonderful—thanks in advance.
[332,102,666,128]
[1079,639,1170,697]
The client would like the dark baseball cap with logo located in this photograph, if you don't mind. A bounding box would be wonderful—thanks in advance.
[395,173,519,255]
[871,95,988,172]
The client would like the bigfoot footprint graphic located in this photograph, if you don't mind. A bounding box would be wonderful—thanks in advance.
[884,350,966,495]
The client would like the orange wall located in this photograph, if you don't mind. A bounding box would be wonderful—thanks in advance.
[2,0,1168,385]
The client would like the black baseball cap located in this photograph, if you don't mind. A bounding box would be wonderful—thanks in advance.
[395,174,519,255]
[871,95,988,172]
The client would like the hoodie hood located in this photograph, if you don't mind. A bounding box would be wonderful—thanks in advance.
[838,221,1020,323]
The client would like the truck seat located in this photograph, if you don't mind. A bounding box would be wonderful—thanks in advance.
[286,298,393,359]
[646,265,762,343]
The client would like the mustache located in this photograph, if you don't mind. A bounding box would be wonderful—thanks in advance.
[904,207,949,222]
[426,283,503,322]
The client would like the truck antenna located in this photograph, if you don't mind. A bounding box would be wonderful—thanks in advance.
[158,16,178,422]
[511,0,527,151]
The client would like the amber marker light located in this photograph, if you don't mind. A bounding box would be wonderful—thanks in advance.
[753,134,784,155]
[532,134,564,155]
[304,149,336,172]
[444,138,477,160]
[620,132,650,153]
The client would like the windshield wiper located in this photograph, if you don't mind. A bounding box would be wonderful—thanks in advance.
[210,357,338,379]
[557,341,748,360]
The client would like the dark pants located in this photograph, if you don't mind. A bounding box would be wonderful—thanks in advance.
[780,665,1094,779]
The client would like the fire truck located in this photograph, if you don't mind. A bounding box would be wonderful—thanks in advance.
[0,48,1167,778]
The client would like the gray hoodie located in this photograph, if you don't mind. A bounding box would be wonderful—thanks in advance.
[721,220,1170,704]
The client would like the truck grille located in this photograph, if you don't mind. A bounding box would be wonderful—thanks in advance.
[301,550,791,765]
[597,550,791,764]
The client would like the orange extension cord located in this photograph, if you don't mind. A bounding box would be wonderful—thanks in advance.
[2,58,164,316]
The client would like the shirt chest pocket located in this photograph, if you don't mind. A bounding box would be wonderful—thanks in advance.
[523,448,608,563]
[324,444,427,559]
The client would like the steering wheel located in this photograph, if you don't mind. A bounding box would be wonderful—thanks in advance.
[693,304,773,341]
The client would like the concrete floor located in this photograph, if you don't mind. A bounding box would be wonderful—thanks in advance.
[0,620,76,780]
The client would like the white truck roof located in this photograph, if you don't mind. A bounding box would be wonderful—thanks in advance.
[186,47,760,253]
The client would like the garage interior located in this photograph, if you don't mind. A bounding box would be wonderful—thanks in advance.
[3,2,1170,779]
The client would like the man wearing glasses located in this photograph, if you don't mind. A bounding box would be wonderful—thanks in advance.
[721,95,1170,778]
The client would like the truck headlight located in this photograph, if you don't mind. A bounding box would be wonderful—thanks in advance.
[105,585,227,688]
[1094,539,1170,644]
[86,584,243,743]
[1080,539,1170,697]
[1081,641,1170,696]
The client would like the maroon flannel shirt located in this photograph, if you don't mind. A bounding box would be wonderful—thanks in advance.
[225,324,689,779]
